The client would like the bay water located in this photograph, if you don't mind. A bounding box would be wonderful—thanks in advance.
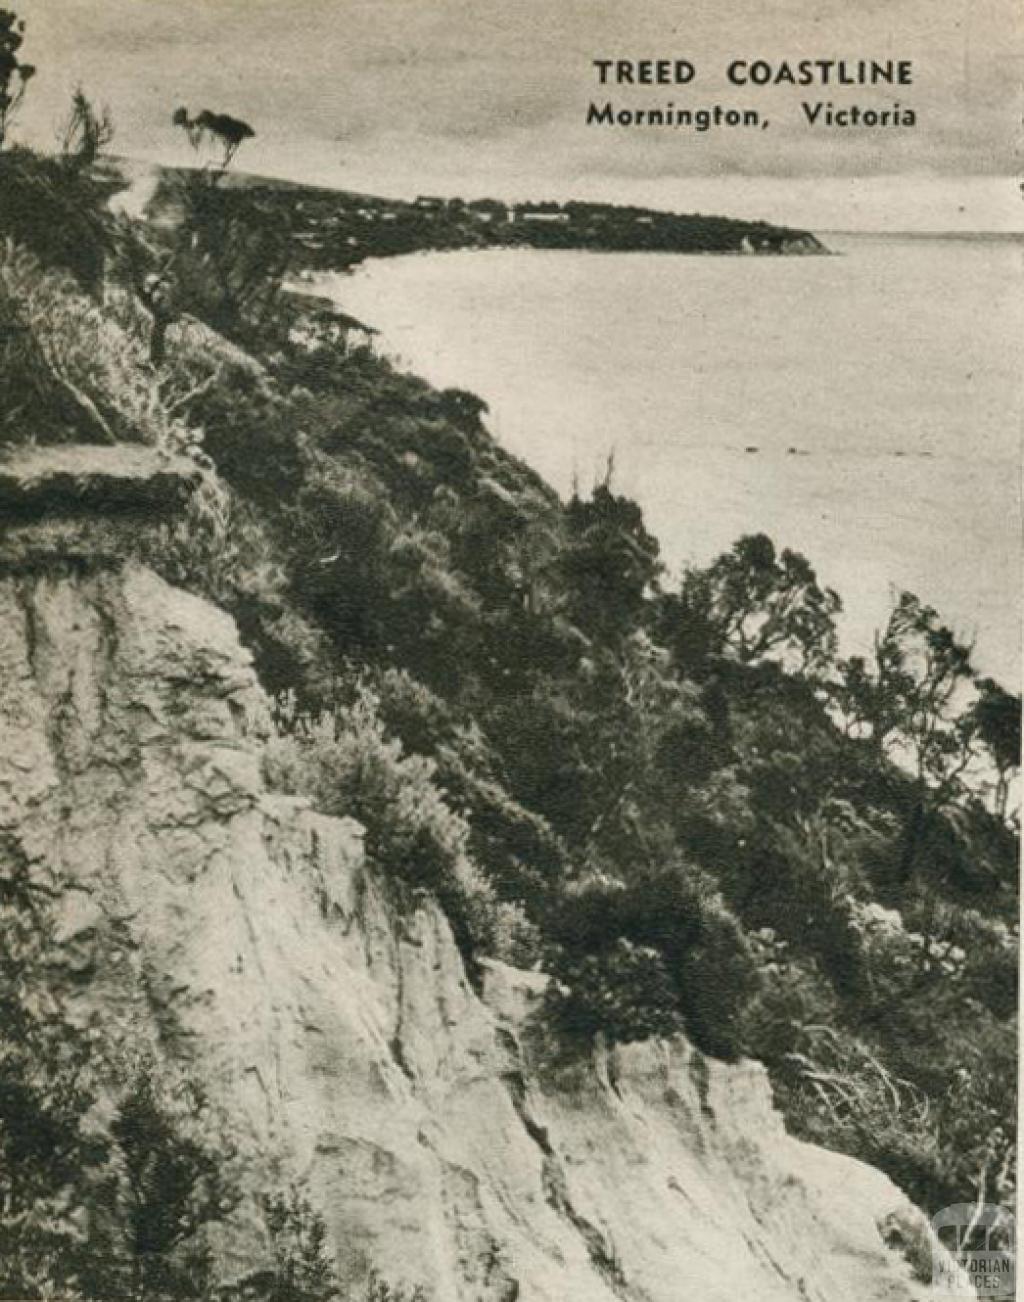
[313,234,1022,684]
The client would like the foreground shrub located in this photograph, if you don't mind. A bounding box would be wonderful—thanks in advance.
[767,1022,947,1208]
[0,240,195,451]
[363,1273,427,1302]
[544,938,683,1044]
[544,863,760,1059]
[236,1187,339,1302]
[0,146,112,293]
[675,902,761,1061]
[100,1059,239,1299]
[263,687,499,963]
[740,929,840,1066]
[0,848,111,1299]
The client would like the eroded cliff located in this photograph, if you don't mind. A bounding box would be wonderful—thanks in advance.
[0,449,946,1300]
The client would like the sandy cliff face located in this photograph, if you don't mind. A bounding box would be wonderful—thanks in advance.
[0,450,943,1301]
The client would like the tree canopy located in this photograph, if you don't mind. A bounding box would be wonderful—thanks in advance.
[663,533,841,676]
[0,8,34,150]
[173,105,256,173]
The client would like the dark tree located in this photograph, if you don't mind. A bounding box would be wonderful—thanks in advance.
[173,105,255,176]
[561,482,662,643]
[238,1188,341,1302]
[161,105,290,339]
[0,852,111,1298]
[970,677,1021,821]
[835,592,981,899]
[0,85,116,293]
[839,591,976,790]
[108,1061,238,1298]
[667,533,840,675]
[0,8,34,151]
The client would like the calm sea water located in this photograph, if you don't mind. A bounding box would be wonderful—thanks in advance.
[312,235,1022,684]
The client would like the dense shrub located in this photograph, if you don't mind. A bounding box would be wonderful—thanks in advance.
[544,939,683,1045]
[544,864,760,1060]
[674,903,761,1061]
[365,668,568,906]
[263,687,499,963]
[241,1187,340,1302]
[740,929,840,1066]
[100,1059,238,1299]
[185,365,312,507]
[0,850,110,1298]
[286,468,398,657]
[0,240,195,450]
[717,815,871,1005]
[560,484,662,643]
[0,147,113,292]
[163,172,292,339]
[0,889,238,1302]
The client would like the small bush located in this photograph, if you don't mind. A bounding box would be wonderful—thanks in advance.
[239,1187,340,1302]
[740,930,840,1066]
[265,689,467,886]
[363,1272,427,1302]
[544,938,683,1045]
[490,900,544,969]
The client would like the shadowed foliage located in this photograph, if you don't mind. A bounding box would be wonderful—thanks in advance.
[0,109,1017,1277]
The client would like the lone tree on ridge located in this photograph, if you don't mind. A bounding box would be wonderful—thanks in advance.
[172,106,255,176]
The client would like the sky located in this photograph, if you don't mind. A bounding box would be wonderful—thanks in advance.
[13,0,1024,230]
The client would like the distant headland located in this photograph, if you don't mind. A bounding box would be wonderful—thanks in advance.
[142,165,828,272]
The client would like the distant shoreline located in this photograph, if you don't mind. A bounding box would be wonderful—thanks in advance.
[140,163,829,272]
[817,227,1023,240]
[325,237,1021,685]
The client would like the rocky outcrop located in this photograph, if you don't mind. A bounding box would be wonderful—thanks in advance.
[780,233,830,255]
[0,445,203,520]
[0,450,945,1300]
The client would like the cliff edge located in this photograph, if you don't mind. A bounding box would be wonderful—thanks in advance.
[0,448,947,1300]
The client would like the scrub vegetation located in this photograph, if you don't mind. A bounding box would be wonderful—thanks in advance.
[0,35,1017,1294]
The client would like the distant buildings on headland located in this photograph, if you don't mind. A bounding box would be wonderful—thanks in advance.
[144,169,826,272]
[283,188,826,268]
